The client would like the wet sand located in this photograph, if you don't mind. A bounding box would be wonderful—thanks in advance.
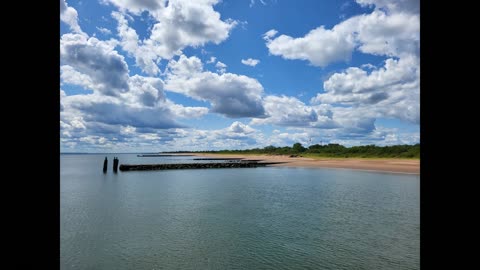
[189,153,420,174]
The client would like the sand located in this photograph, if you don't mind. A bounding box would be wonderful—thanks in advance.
[189,153,420,174]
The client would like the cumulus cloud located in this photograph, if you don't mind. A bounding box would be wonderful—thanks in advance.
[262,29,278,41]
[241,58,260,67]
[215,61,227,74]
[66,95,181,129]
[64,121,260,152]
[166,122,260,151]
[61,72,208,128]
[96,27,112,35]
[111,12,161,75]
[265,24,356,67]
[265,124,419,148]
[60,89,66,112]
[60,49,209,148]
[110,0,237,75]
[329,107,377,135]
[60,33,129,96]
[148,0,237,51]
[102,0,163,14]
[353,10,419,57]
[60,0,84,34]
[264,2,419,66]
[270,131,312,146]
[123,75,165,107]
[312,55,419,123]
[227,121,256,134]
[249,0,268,8]
[251,95,318,126]
[207,56,217,64]
[165,55,266,118]
[61,0,420,152]
[60,65,96,91]
[249,95,339,129]
[355,0,419,13]
[265,0,419,127]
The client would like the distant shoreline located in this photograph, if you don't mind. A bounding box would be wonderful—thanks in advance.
[189,153,420,174]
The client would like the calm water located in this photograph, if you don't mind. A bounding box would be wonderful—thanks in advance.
[61,154,419,270]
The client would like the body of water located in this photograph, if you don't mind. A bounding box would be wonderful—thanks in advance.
[61,154,419,270]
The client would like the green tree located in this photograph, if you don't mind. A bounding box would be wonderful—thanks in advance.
[292,143,306,153]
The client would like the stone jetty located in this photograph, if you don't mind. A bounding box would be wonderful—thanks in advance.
[119,161,283,171]
[193,158,243,160]
[137,154,195,157]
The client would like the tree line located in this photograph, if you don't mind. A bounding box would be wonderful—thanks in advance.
[170,143,420,158]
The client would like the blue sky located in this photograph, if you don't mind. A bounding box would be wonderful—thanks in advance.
[60,0,419,152]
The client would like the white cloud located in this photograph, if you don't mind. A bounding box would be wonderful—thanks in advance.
[207,56,217,64]
[262,29,278,41]
[354,10,419,57]
[262,119,419,148]
[120,125,136,135]
[61,0,420,152]
[264,0,419,127]
[79,135,106,145]
[60,65,96,91]
[264,3,419,66]
[123,75,165,107]
[251,95,318,127]
[312,55,419,124]
[96,27,112,35]
[148,0,238,55]
[215,61,227,74]
[60,33,129,96]
[63,93,177,130]
[165,55,266,118]
[327,107,377,135]
[361,63,376,69]
[61,120,255,152]
[60,89,66,112]
[170,123,260,150]
[325,125,420,147]
[249,0,268,8]
[322,56,418,97]
[101,0,164,15]
[227,121,255,134]
[355,0,419,13]
[271,131,312,146]
[60,0,84,34]
[265,24,356,67]
[69,121,261,152]
[61,83,208,131]
[241,58,260,67]
[61,63,209,134]
[110,0,237,75]
[165,100,210,119]
[111,11,160,75]
[249,95,339,129]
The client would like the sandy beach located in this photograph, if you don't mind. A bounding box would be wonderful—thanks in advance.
[190,153,420,174]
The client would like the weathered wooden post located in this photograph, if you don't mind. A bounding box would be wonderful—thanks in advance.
[113,157,119,173]
[103,157,108,173]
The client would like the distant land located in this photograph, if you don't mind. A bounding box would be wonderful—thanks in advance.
[166,143,420,159]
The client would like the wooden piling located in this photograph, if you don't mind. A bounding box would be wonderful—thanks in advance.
[113,157,119,173]
[103,157,108,173]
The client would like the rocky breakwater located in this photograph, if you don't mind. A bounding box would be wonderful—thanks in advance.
[119,161,283,171]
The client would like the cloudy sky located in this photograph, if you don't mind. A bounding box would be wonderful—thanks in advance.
[60,0,419,152]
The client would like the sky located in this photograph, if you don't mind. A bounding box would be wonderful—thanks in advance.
[60,0,420,152]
